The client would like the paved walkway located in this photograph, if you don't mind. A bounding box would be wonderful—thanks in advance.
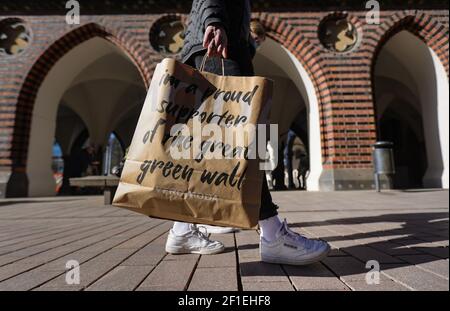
[0,189,448,291]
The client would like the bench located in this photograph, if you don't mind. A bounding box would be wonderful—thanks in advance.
[69,175,119,205]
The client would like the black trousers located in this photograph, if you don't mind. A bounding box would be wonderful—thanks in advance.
[187,52,279,221]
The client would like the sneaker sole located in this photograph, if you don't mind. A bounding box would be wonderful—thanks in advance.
[207,228,239,234]
[165,245,225,255]
[261,245,331,266]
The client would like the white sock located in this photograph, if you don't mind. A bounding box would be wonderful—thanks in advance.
[259,216,283,242]
[172,222,192,236]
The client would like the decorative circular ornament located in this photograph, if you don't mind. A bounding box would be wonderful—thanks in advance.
[0,18,32,57]
[319,17,358,53]
[150,16,185,55]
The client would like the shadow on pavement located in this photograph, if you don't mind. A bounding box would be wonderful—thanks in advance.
[240,212,448,278]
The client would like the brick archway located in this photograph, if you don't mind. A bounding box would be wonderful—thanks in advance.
[2,22,153,196]
[370,12,449,189]
[370,12,449,77]
[254,12,333,164]
[369,11,449,136]
[369,11,449,126]
[10,22,151,175]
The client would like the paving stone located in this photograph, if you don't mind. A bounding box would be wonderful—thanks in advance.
[2,220,138,266]
[328,248,348,257]
[235,231,260,260]
[341,245,405,264]
[242,281,294,291]
[0,190,448,291]
[197,251,237,268]
[37,258,125,289]
[188,267,238,291]
[86,266,155,291]
[37,239,155,289]
[198,234,236,268]
[429,229,449,238]
[137,284,184,291]
[303,226,337,239]
[14,222,145,266]
[322,256,367,282]
[343,273,411,291]
[0,254,28,266]
[327,239,363,249]
[396,255,449,279]
[89,248,138,263]
[382,264,449,291]
[34,224,159,271]
[412,247,449,259]
[0,224,81,249]
[416,236,449,247]
[39,252,105,272]
[113,222,171,249]
[283,263,350,291]
[33,285,85,291]
[137,258,198,291]
[239,258,289,283]
[0,266,64,290]
[0,263,39,282]
[368,241,422,256]
[121,236,167,266]
[164,253,200,261]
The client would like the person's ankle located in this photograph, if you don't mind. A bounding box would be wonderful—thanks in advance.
[172,222,193,236]
[259,216,283,242]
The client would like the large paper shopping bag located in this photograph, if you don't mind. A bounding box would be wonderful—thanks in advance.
[112,58,272,229]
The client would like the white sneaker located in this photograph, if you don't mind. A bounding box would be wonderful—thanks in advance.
[200,225,238,234]
[260,220,330,265]
[165,224,225,255]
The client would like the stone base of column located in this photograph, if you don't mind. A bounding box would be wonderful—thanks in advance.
[0,170,28,198]
[423,167,445,189]
[318,168,393,191]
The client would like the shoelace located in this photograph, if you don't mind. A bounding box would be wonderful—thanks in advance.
[192,225,211,242]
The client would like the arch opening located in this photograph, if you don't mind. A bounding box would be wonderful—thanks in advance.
[253,37,322,191]
[26,36,146,196]
[374,30,449,189]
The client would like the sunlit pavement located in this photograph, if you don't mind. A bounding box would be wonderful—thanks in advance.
[0,189,447,291]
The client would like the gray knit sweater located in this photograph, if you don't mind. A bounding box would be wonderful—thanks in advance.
[181,0,251,64]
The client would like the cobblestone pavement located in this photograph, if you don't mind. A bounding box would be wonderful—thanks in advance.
[0,189,447,291]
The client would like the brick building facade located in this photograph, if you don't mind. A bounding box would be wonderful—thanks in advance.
[0,0,448,197]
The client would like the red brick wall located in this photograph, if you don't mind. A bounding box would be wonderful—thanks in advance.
[257,10,448,171]
[0,9,448,177]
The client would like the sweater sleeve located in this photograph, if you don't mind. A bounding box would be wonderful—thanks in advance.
[195,0,229,33]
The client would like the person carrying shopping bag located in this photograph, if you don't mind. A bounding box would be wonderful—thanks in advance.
[165,0,330,265]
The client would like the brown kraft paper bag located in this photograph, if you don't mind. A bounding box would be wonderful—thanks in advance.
[113,58,273,229]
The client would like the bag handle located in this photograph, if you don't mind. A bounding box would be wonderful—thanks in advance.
[199,54,225,76]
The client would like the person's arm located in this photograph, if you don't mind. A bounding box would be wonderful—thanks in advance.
[195,0,229,58]
[199,0,229,33]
